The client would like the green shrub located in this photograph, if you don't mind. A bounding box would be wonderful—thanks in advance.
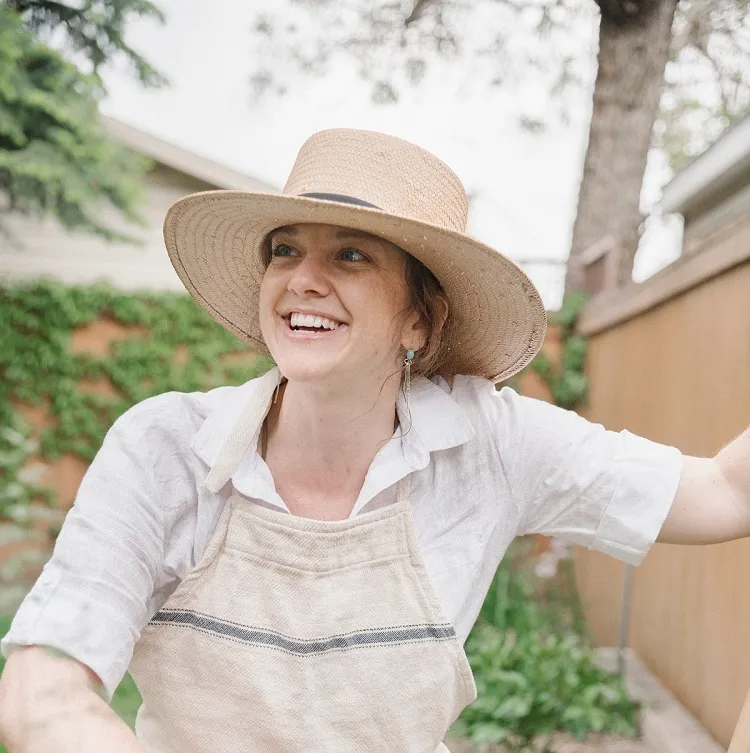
[453,623,637,752]
[452,547,638,752]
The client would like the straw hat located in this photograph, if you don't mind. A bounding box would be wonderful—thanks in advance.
[164,128,546,383]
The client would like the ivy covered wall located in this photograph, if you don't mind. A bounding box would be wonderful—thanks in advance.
[0,281,271,588]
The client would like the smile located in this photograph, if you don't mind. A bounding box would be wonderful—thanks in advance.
[288,312,342,331]
[281,312,348,340]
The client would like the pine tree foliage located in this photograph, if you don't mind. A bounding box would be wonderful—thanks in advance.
[4,0,167,87]
[0,1,166,243]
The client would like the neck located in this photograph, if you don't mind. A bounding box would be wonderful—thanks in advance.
[263,368,402,510]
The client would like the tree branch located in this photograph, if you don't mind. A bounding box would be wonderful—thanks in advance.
[6,0,81,21]
[405,0,442,26]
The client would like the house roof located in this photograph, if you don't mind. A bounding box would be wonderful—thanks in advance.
[660,115,750,220]
[102,116,279,193]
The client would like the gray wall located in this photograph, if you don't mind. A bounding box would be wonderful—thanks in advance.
[0,163,216,291]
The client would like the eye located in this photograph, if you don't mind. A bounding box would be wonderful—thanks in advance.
[338,247,368,262]
[270,243,296,258]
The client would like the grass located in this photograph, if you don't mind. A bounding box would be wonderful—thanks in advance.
[0,613,142,752]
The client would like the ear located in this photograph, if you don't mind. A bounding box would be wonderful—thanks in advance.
[402,295,448,352]
[401,308,427,352]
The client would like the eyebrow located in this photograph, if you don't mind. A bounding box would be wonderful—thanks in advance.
[334,229,374,241]
[270,225,298,237]
[269,226,377,242]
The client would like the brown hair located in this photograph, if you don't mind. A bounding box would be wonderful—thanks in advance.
[261,232,453,378]
[402,253,452,379]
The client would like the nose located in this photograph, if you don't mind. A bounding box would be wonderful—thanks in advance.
[287,252,331,298]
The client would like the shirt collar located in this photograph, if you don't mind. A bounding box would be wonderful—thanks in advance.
[395,374,475,469]
[191,367,475,497]
[191,366,281,478]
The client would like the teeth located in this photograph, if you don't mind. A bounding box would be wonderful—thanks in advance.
[289,313,340,330]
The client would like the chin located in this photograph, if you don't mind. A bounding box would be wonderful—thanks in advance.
[272,353,343,384]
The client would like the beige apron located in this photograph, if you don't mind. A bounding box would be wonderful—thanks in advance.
[129,401,476,752]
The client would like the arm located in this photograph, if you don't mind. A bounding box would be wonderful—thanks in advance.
[0,394,188,699]
[658,424,750,544]
[0,647,146,753]
[0,395,190,743]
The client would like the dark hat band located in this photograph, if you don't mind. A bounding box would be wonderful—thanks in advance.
[300,193,381,210]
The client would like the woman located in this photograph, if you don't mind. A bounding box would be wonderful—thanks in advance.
[1,129,749,753]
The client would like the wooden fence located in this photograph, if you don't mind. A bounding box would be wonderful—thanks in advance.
[574,218,750,747]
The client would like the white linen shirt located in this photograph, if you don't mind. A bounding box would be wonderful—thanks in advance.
[1,369,683,701]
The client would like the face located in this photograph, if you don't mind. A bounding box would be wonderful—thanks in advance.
[259,223,425,386]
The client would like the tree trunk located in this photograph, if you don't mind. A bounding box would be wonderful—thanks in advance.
[564,0,678,294]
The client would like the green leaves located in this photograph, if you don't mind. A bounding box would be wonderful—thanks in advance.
[455,621,638,751]
[528,292,589,411]
[0,280,272,522]
[0,3,156,242]
[452,546,638,751]
[8,0,168,89]
[554,292,588,332]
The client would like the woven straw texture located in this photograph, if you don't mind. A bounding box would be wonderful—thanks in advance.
[164,128,547,382]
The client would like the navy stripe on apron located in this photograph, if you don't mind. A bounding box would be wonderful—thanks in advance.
[150,609,456,655]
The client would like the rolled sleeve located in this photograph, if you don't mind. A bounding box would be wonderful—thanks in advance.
[1,554,145,702]
[592,431,683,564]
[478,383,684,566]
[1,398,176,702]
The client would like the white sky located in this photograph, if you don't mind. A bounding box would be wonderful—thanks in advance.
[101,0,683,309]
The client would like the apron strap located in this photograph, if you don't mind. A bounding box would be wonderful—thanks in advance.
[396,475,411,505]
[204,367,281,494]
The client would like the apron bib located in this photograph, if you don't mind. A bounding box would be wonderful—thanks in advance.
[129,422,476,753]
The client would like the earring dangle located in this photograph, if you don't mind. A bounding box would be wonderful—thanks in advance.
[404,348,415,411]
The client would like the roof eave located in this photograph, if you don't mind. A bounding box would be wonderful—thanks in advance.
[101,115,279,194]
[660,116,750,218]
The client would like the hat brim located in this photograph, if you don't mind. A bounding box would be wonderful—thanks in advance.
[164,191,547,383]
